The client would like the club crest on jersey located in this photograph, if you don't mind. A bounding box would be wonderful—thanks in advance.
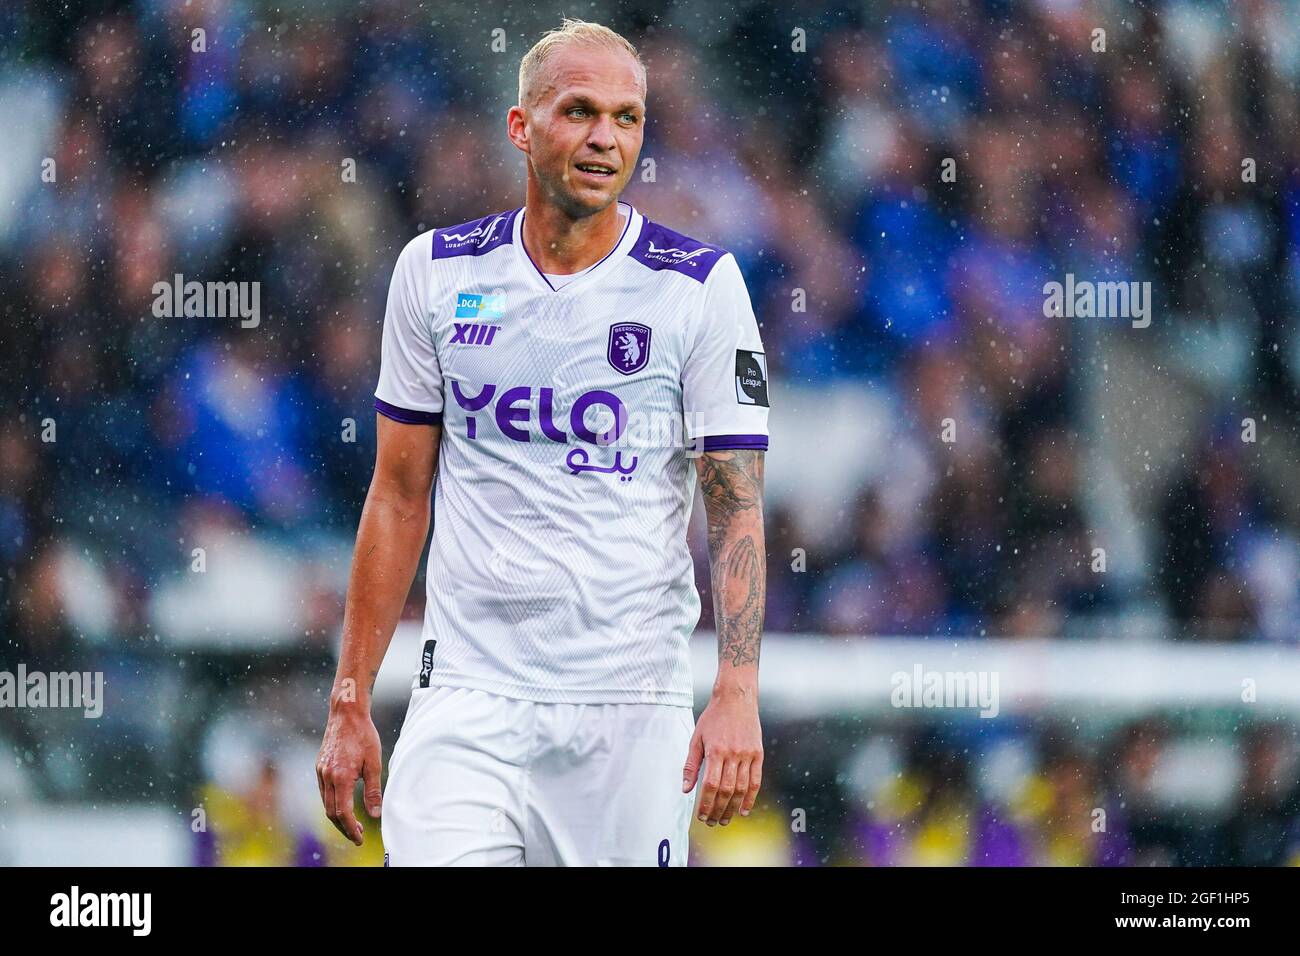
[607,322,652,375]
[454,290,506,320]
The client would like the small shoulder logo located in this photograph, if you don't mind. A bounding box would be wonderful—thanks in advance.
[735,350,768,406]
[646,241,713,265]
[442,214,507,249]
[608,322,652,375]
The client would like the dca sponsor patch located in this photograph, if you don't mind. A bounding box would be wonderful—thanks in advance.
[454,290,506,320]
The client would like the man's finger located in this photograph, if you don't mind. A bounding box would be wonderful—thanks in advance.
[329,772,363,846]
[321,764,337,825]
[741,755,763,815]
[323,770,345,839]
[708,757,739,826]
[362,754,383,819]
[719,761,749,826]
[682,730,704,793]
[696,755,721,822]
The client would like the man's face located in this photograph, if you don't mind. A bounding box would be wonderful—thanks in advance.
[513,44,645,219]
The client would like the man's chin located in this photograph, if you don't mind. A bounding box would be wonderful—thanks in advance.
[555,188,620,220]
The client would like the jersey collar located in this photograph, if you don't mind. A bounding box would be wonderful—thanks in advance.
[514,201,642,294]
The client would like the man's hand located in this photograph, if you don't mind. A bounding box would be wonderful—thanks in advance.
[683,686,763,826]
[316,702,383,846]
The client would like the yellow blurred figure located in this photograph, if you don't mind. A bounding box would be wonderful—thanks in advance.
[197,762,296,867]
[689,804,792,866]
[907,807,970,866]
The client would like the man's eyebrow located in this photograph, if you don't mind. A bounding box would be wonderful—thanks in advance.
[560,93,644,112]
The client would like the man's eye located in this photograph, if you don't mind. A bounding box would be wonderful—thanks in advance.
[568,108,586,118]
[620,113,638,124]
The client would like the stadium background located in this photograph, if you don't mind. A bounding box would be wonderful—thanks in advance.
[2,0,1299,865]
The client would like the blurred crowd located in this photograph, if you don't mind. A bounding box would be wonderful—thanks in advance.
[2,0,1298,656]
[1,0,1299,863]
[699,716,1300,866]
[186,712,1300,867]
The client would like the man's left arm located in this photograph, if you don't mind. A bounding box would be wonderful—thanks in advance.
[682,447,766,826]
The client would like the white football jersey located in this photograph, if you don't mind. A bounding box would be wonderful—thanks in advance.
[374,201,770,706]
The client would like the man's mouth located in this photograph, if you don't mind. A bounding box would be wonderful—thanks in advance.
[574,162,617,179]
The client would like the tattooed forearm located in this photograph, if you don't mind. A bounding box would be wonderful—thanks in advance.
[698,448,763,553]
[719,534,763,666]
[697,450,766,670]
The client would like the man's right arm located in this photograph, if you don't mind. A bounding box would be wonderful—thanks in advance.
[316,414,440,846]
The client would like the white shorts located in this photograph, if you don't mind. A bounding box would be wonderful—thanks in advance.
[381,685,696,866]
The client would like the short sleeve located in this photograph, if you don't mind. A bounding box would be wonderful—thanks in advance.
[681,253,770,451]
[374,232,443,424]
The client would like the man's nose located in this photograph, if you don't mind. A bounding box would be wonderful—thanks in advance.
[587,114,617,151]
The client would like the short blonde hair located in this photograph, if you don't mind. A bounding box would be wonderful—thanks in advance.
[518,18,646,108]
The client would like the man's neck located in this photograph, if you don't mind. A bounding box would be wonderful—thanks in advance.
[521,188,626,275]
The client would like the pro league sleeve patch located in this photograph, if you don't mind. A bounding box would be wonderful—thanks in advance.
[735,350,769,407]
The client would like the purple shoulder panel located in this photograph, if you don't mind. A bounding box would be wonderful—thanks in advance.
[432,209,518,259]
[627,219,726,282]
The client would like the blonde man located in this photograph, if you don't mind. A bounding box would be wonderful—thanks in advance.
[317,18,769,866]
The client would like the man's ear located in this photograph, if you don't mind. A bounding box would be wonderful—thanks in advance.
[507,105,529,154]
